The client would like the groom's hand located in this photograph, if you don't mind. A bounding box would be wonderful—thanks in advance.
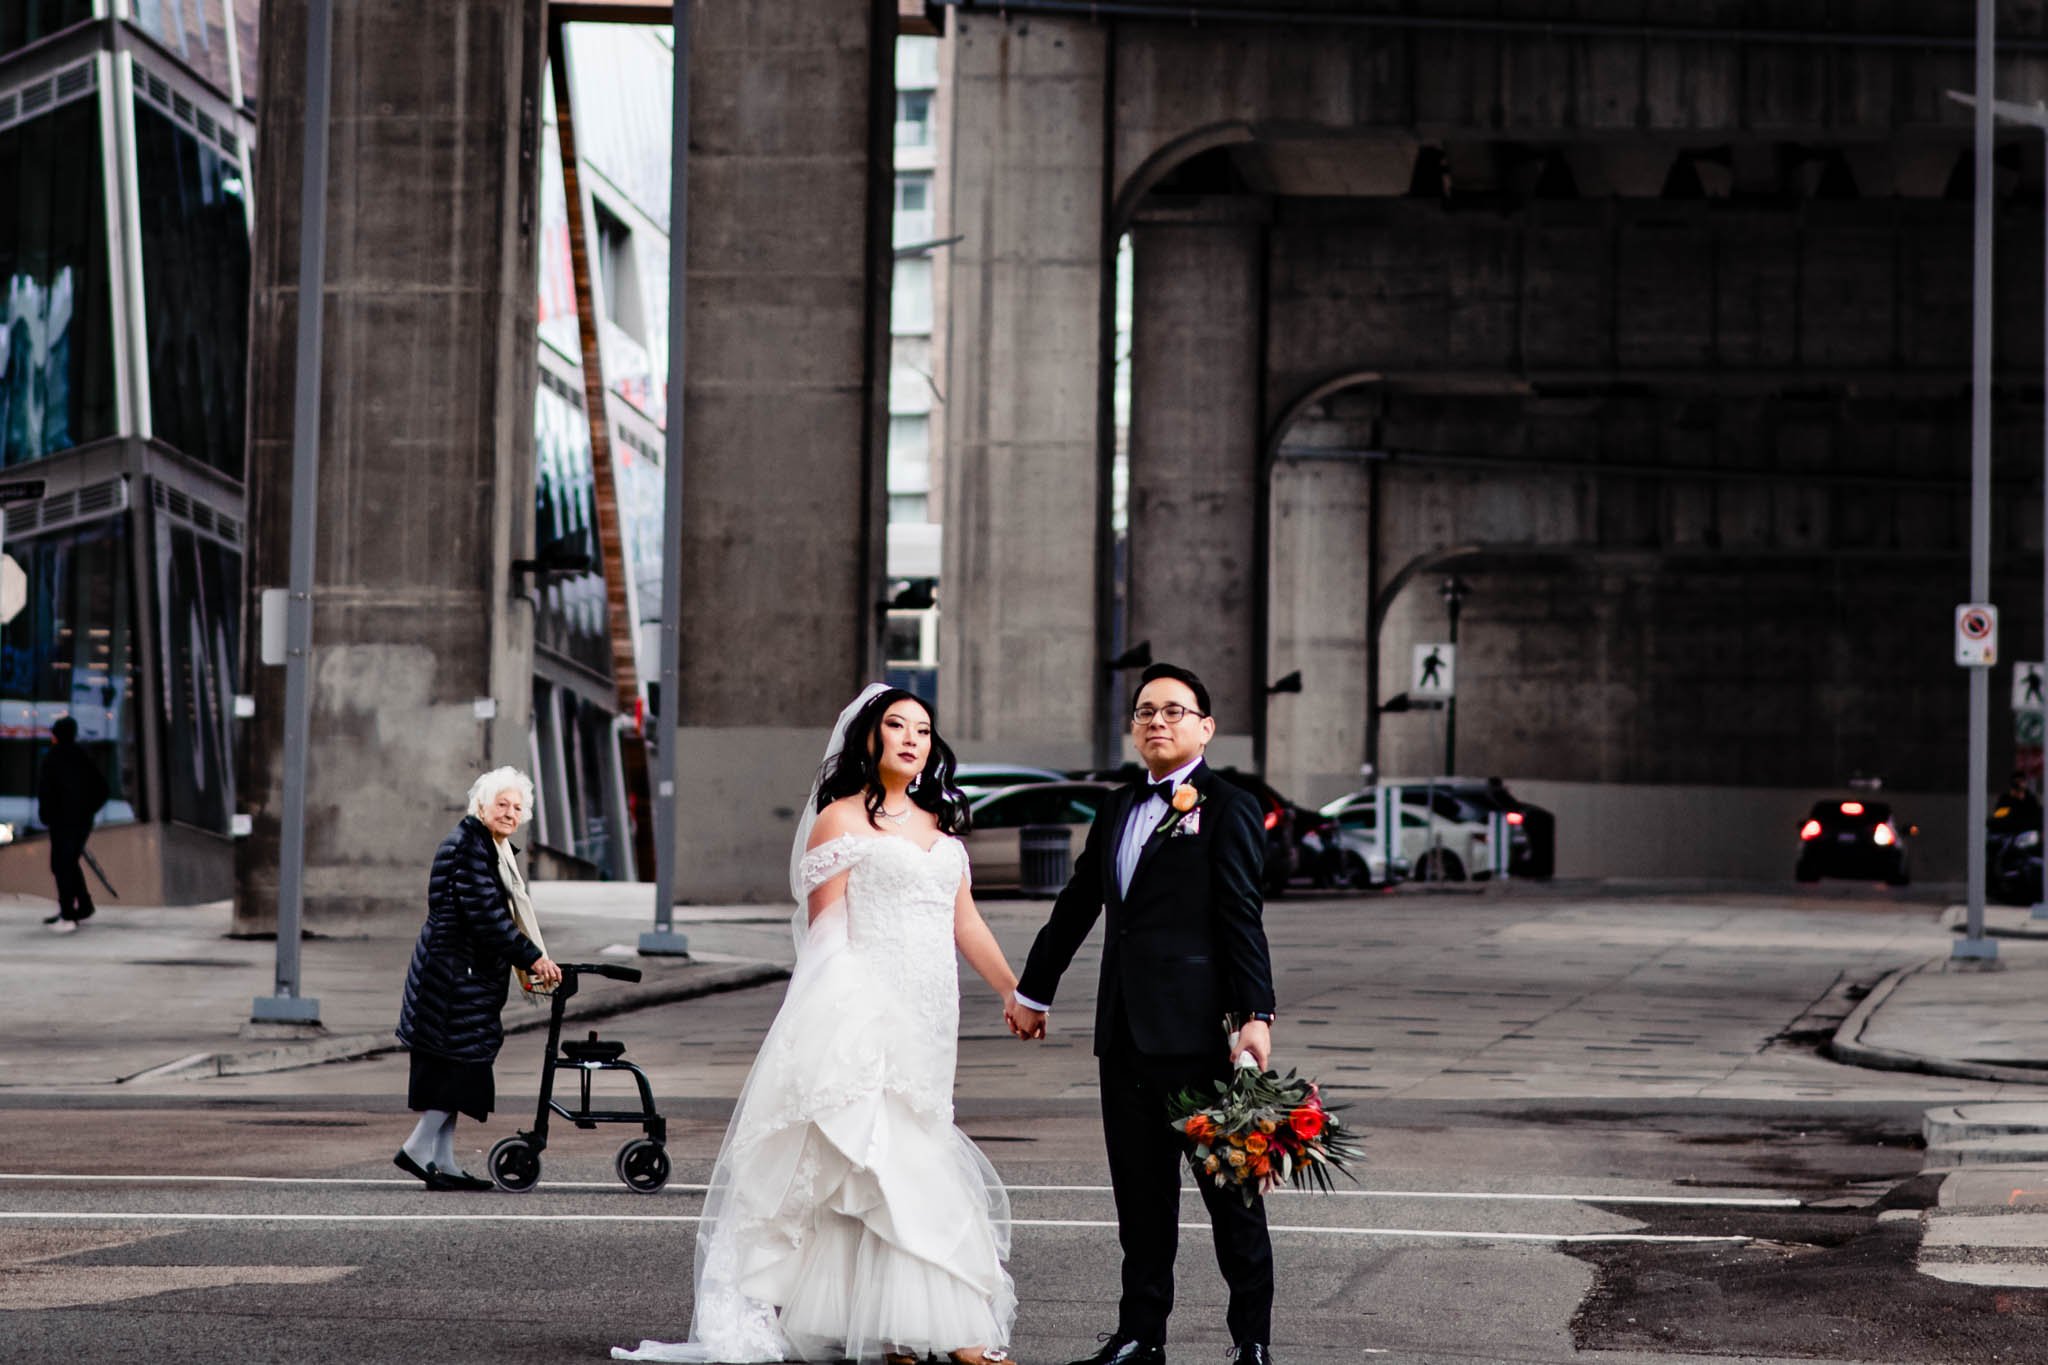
[1236,1018,1272,1070]
[1005,997,1047,1040]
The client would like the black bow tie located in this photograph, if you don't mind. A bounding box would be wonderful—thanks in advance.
[1147,780,1176,804]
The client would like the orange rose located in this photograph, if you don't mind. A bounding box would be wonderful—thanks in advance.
[1183,1115,1217,1143]
[1289,1106,1325,1141]
[1249,1153,1272,1177]
[1256,1118,1278,1135]
[1243,1132,1270,1156]
[1171,784,1198,813]
[1225,1147,1246,1168]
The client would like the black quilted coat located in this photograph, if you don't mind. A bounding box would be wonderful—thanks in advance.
[396,816,543,1064]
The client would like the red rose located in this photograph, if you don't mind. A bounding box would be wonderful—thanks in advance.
[1289,1105,1325,1140]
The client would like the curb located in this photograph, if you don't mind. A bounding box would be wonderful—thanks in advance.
[1828,960,2048,1086]
[1941,904,2048,941]
[119,960,790,1084]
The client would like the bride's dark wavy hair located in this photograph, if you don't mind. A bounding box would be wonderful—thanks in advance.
[815,688,970,835]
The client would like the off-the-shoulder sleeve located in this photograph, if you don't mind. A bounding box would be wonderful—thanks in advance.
[799,834,864,895]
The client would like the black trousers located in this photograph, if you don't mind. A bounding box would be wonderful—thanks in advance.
[1098,1013,1274,1347]
[50,830,94,922]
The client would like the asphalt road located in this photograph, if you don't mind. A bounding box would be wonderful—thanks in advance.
[2,888,2035,1363]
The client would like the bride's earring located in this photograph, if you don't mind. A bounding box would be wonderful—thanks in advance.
[909,772,923,794]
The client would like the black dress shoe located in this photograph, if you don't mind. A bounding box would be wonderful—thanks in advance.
[393,1150,456,1190]
[443,1169,495,1191]
[1063,1334,1165,1365]
[1229,1347,1273,1365]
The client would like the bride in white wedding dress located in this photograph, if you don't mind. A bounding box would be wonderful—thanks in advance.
[615,686,1023,1365]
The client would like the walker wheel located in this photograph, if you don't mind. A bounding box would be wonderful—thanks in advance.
[490,1136,541,1192]
[616,1138,670,1194]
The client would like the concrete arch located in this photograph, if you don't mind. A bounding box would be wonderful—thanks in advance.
[1110,120,1257,234]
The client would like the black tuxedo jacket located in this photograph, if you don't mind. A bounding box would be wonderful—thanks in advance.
[1017,760,1277,1057]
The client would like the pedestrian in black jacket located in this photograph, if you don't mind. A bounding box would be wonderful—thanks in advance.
[394,767,561,1190]
[38,716,108,933]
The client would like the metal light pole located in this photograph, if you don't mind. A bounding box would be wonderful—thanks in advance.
[253,0,333,1024]
[1956,0,2001,963]
[641,0,692,956]
[1440,575,1469,776]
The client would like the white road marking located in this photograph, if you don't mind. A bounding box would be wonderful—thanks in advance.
[0,1173,1800,1207]
[0,1210,1749,1244]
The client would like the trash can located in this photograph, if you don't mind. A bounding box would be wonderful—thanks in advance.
[1019,825,1073,898]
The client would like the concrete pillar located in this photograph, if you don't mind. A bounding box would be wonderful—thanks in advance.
[1126,210,1264,767]
[1266,459,1372,808]
[940,13,1108,768]
[669,0,894,901]
[235,1,546,931]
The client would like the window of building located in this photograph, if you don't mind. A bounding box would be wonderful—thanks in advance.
[0,95,118,468]
[893,173,934,250]
[594,200,644,343]
[895,174,930,215]
[531,678,622,876]
[133,95,250,478]
[895,90,933,148]
[155,507,240,833]
[892,256,932,334]
[533,371,610,678]
[896,35,939,90]
[889,493,929,524]
[0,1,92,61]
[128,1,235,97]
[0,514,141,834]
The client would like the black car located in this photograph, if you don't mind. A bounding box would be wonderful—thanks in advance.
[1988,791,2044,906]
[1437,778,1556,880]
[1795,799,1910,886]
[1069,763,1297,895]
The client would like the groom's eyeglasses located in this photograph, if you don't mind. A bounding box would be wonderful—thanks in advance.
[1132,704,1206,726]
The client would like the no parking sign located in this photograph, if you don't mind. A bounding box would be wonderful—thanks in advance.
[1956,603,1999,667]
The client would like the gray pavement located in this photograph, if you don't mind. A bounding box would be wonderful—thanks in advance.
[19,880,2048,1358]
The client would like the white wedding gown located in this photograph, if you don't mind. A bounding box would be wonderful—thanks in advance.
[615,832,1015,1363]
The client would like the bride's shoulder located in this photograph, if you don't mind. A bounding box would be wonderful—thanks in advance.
[809,795,871,847]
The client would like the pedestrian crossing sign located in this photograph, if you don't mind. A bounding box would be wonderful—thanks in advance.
[2017,662,2046,715]
[1412,643,1456,700]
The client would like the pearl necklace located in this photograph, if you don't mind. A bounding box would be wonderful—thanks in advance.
[879,804,913,824]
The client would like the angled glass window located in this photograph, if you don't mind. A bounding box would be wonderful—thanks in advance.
[0,513,141,834]
[155,509,240,833]
[0,1,92,61]
[128,0,235,99]
[0,94,118,467]
[533,368,610,678]
[133,95,250,479]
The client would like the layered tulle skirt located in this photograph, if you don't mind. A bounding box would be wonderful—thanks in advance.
[616,906,1014,1362]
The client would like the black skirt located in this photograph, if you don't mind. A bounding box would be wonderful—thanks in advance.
[408,1049,496,1123]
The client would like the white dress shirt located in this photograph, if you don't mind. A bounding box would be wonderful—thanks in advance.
[1013,756,1204,1016]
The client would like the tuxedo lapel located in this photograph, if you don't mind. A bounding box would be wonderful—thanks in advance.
[1104,782,1140,905]
[1127,760,1207,896]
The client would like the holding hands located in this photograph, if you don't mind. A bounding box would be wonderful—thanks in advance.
[1004,995,1046,1040]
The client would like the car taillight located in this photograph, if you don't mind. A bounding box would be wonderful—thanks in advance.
[1873,823,1896,847]
[1506,811,1525,826]
[1800,819,1822,840]
[1840,801,1865,816]
[1263,809,1280,831]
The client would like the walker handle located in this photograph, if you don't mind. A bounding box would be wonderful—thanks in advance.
[561,963,644,984]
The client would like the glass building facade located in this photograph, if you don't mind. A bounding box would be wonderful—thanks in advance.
[0,8,255,901]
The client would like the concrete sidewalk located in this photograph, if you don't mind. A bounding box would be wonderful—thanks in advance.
[4,885,791,1091]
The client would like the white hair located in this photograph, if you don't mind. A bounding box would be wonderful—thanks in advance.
[467,766,536,825]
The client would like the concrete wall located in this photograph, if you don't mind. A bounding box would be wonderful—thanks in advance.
[1127,209,1265,755]
[667,0,894,901]
[939,13,1109,768]
[236,0,546,930]
[1512,778,1969,884]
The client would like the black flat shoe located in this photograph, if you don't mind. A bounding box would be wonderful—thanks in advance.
[443,1169,495,1191]
[1063,1335,1164,1365]
[393,1150,456,1190]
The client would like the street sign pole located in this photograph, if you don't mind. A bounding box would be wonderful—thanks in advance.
[641,0,692,956]
[1956,0,2000,964]
[254,0,333,1022]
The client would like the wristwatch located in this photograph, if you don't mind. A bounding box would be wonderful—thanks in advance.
[1247,1011,1276,1024]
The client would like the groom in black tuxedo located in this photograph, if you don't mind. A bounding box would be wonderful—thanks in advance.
[1007,662,1278,1365]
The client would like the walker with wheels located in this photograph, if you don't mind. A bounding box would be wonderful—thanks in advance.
[488,962,670,1194]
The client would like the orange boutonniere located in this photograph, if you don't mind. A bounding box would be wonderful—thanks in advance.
[1158,783,1207,839]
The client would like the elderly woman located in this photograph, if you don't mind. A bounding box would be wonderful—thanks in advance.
[394,767,561,1190]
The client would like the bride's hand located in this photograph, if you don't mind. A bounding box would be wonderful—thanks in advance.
[1004,996,1046,1040]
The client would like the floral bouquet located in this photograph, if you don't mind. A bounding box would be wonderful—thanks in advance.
[1167,1060,1362,1207]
